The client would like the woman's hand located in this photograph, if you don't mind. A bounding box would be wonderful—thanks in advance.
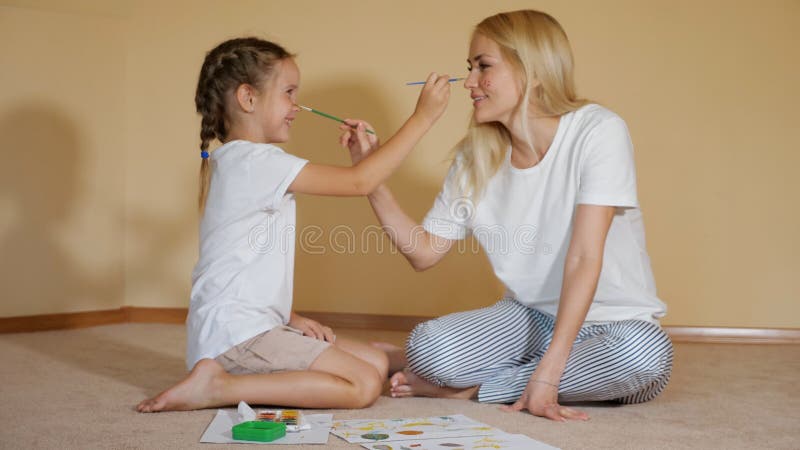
[340,119,379,165]
[501,372,589,422]
[288,312,336,343]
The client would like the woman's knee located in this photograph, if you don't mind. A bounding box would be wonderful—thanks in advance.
[405,321,456,373]
[611,321,674,375]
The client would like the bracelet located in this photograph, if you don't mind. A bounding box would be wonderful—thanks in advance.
[531,379,559,388]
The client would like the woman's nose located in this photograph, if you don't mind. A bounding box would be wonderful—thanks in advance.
[464,72,478,89]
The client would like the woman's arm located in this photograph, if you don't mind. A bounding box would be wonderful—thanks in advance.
[367,184,454,271]
[503,203,616,421]
[338,119,455,271]
[288,73,450,197]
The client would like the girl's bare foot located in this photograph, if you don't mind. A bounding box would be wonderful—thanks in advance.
[136,359,227,412]
[389,369,478,400]
[370,342,406,375]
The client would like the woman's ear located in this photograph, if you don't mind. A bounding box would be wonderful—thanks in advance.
[519,70,541,92]
[234,83,257,113]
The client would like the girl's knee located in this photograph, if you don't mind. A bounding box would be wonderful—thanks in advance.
[333,338,390,379]
[360,343,389,379]
[349,369,383,408]
[371,348,389,380]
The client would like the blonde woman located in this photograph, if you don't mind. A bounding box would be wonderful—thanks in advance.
[341,10,672,421]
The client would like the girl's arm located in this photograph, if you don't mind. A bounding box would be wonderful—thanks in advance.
[503,204,616,421]
[288,311,335,342]
[288,73,450,197]
[339,119,455,271]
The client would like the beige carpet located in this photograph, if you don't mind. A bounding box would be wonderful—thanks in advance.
[0,323,797,449]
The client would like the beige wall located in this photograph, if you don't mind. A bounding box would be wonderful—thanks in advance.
[1,0,798,328]
[0,5,125,316]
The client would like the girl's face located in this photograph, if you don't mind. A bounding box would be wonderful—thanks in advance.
[256,58,300,143]
[464,34,523,126]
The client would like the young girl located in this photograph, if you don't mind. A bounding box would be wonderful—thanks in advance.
[137,37,450,412]
[343,10,673,422]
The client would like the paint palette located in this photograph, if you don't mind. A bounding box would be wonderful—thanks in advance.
[256,409,310,432]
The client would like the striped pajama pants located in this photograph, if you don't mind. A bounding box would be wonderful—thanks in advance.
[406,298,673,404]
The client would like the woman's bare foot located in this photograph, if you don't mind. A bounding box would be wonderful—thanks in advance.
[389,369,478,400]
[136,359,227,412]
[370,342,406,375]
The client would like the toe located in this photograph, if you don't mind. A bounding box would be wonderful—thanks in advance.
[389,371,408,387]
[394,384,412,392]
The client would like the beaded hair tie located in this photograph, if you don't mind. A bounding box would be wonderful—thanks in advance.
[201,151,209,159]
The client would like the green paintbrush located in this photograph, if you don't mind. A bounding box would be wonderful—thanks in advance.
[298,105,376,135]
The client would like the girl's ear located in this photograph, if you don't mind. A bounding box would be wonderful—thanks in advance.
[235,83,257,113]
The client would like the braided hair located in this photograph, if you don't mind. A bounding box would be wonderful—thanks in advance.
[195,37,293,211]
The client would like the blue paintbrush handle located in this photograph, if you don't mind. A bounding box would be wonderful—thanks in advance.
[405,77,465,86]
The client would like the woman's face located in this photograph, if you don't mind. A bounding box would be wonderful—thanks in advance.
[465,34,523,126]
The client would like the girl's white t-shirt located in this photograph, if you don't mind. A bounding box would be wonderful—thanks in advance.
[423,104,666,324]
[186,140,308,369]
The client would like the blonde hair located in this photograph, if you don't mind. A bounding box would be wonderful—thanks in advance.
[453,10,589,201]
[195,37,293,212]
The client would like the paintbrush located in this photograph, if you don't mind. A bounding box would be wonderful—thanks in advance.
[405,77,465,86]
[298,105,376,135]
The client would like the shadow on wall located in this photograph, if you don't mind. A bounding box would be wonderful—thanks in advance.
[124,202,198,308]
[0,102,120,317]
[286,80,500,314]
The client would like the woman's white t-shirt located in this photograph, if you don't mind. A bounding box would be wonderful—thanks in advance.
[186,140,308,369]
[423,104,666,324]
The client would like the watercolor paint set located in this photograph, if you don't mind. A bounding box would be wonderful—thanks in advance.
[256,409,310,432]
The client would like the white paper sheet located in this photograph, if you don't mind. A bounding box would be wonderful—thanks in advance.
[330,414,500,443]
[199,402,332,445]
[359,432,560,450]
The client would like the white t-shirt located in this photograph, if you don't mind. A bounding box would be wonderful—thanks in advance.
[186,140,308,369]
[423,104,666,324]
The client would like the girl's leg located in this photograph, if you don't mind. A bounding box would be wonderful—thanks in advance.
[137,345,384,412]
[371,342,406,375]
[333,336,389,380]
[390,299,551,397]
[478,320,674,404]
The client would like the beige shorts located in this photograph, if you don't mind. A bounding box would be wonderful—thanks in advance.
[215,325,331,375]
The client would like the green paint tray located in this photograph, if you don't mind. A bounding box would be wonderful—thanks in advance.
[232,420,287,442]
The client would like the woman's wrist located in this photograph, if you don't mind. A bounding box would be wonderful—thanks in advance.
[529,378,560,388]
[534,354,568,381]
[367,183,390,202]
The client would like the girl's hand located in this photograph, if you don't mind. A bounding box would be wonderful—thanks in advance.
[501,374,589,422]
[412,72,451,125]
[288,312,336,343]
[340,119,379,165]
